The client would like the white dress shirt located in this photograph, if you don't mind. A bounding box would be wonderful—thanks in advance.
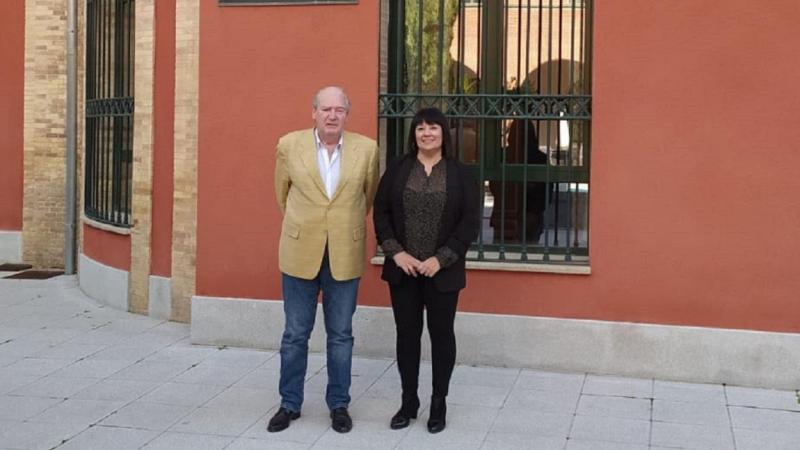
[315,129,343,199]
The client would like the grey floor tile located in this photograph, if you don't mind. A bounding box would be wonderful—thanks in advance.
[576,394,651,420]
[729,405,800,432]
[100,400,194,430]
[582,375,652,399]
[505,388,581,414]
[652,398,730,427]
[350,357,394,377]
[85,344,161,362]
[27,398,125,427]
[482,432,566,450]
[491,408,572,437]
[0,356,19,368]
[569,415,650,445]
[0,419,86,450]
[3,357,72,376]
[202,386,279,413]
[361,376,433,401]
[396,425,487,450]
[143,345,219,366]
[200,348,275,369]
[51,358,133,379]
[653,380,726,404]
[0,339,53,358]
[109,360,194,382]
[450,365,520,389]
[99,318,161,334]
[55,425,158,450]
[19,328,84,345]
[139,381,227,407]
[71,378,159,402]
[172,363,255,386]
[515,370,585,394]
[304,372,336,395]
[0,395,63,420]
[226,437,309,450]
[435,403,500,432]
[0,368,40,395]
[169,406,264,436]
[380,360,432,381]
[651,421,734,449]
[565,439,648,450]
[9,375,99,398]
[32,342,107,360]
[733,427,800,450]
[726,385,800,412]
[349,395,399,422]
[233,367,281,390]
[67,329,138,346]
[314,419,406,449]
[447,383,510,408]
[141,432,234,450]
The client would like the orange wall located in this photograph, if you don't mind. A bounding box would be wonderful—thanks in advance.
[0,1,24,231]
[83,224,131,271]
[196,2,379,299]
[196,1,800,333]
[150,0,176,277]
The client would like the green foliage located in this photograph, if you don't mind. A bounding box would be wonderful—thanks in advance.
[404,0,459,94]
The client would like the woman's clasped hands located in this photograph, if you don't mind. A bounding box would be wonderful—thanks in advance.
[392,252,441,278]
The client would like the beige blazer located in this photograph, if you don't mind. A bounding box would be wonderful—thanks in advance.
[275,129,379,280]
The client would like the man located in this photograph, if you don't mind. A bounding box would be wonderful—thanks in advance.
[268,86,379,433]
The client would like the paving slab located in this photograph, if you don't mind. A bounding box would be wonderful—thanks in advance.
[1,277,799,450]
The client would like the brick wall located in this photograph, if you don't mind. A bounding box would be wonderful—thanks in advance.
[23,0,68,268]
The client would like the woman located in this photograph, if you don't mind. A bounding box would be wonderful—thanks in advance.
[373,107,479,433]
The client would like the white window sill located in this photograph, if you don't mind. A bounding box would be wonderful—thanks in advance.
[82,215,132,235]
[370,255,590,275]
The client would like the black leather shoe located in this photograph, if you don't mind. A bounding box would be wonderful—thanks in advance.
[427,396,446,433]
[267,407,300,432]
[390,406,418,430]
[330,407,353,433]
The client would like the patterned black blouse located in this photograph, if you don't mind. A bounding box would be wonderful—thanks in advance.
[380,159,459,268]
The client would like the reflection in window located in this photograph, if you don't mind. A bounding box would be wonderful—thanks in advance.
[381,0,592,263]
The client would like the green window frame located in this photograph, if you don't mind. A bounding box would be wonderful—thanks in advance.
[379,0,593,265]
[84,0,135,227]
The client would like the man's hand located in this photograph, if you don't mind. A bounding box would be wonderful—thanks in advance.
[417,257,441,278]
[393,252,421,277]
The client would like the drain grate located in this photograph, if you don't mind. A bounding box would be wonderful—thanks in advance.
[4,270,64,280]
[0,263,33,271]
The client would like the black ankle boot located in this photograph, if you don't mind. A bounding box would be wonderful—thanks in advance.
[427,396,446,433]
[390,398,419,430]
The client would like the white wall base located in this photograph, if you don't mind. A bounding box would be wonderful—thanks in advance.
[78,253,129,311]
[148,275,171,320]
[191,295,800,390]
[0,231,22,264]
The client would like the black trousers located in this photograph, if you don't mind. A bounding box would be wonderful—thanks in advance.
[389,275,459,402]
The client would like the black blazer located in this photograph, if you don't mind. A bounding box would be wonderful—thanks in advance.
[373,154,480,292]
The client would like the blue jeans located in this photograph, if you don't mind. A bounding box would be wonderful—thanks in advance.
[279,252,359,412]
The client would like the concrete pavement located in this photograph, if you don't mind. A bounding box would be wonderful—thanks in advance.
[1,276,799,449]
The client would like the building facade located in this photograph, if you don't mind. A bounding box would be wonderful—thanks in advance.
[2,0,799,389]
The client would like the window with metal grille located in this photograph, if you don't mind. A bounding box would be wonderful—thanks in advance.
[85,0,134,227]
[380,0,592,264]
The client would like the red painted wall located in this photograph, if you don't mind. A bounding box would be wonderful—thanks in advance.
[196,1,800,333]
[0,2,24,231]
[150,0,176,277]
[196,2,380,299]
[83,224,131,271]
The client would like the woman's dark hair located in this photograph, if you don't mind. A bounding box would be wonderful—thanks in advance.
[406,107,454,159]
